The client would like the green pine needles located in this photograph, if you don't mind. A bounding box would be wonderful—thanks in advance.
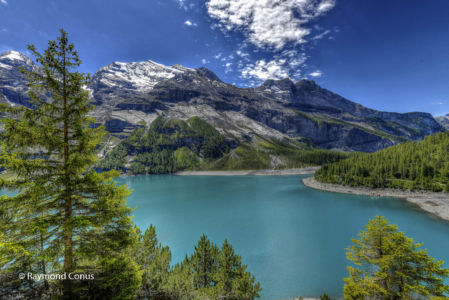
[0,29,262,300]
[316,132,449,191]
[165,235,262,300]
[0,30,140,298]
[344,216,449,299]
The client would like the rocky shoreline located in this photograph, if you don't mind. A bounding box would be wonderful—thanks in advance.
[302,177,449,222]
[174,167,320,176]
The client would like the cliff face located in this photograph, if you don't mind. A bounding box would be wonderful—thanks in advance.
[0,51,38,107]
[436,114,449,130]
[0,50,445,153]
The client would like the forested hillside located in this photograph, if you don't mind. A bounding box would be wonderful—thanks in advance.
[98,116,228,174]
[315,132,449,192]
[97,116,349,174]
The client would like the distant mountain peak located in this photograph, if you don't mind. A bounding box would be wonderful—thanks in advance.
[295,79,319,88]
[93,58,191,93]
[0,50,34,67]
[196,67,222,82]
[260,78,295,91]
[1,50,26,60]
[171,64,192,72]
[0,50,37,107]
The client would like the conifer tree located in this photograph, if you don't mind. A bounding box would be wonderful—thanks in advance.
[344,216,449,299]
[217,239,261,299]
[134,225,172,299]
[0,29,140,299]
[168,235,261,300]
[190,234,220,290]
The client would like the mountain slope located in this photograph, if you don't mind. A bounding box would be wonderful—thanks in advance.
[0,51,445,155]
[86,57,444,152]
[0,50,38,107]
[97,116,349,174]
[436,114,449,130]
[315,132,449,191]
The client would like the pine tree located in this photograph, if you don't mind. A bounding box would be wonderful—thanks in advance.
[344,216,449,299]
[319,293,333,300]
[162,235,261,300]
[217,239,261,300]
[0,29,141,299]
[134,225,172,299]
[190,234,220,289]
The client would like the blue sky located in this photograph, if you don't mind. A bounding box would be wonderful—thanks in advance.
[1,0,448,116]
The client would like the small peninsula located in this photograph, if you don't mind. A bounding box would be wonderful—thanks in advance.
[307,132,449,221]
[303,176,449,222]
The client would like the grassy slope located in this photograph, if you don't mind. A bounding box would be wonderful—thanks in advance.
[200,136,349,171]
[98,117,350,174]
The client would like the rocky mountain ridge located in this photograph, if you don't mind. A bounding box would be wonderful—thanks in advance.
[436,114,449,130]
[0,50,445,153]
[0,50,38,107]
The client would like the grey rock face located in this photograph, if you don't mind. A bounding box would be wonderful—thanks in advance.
[436,114,449,130]
[105,118,139,133]
[0,51,445,152]
[0,51,39,107]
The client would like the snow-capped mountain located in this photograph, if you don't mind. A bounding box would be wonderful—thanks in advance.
[0,51,445,152]
[0,50,35,67]
[92,60,192,93]
[0,50,39,107]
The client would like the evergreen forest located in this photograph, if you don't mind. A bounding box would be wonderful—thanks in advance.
[315,132,449,191]
[97,118,349,175]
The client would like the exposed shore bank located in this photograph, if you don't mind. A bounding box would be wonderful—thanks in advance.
[174,167,320,176]
[303,177,449,222]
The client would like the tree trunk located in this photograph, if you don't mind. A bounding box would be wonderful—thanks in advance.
[40,230,49,292]
[62,48,74,300]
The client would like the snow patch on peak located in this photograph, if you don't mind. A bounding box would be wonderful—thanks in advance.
[95,59,192,92]
[1,50,28,61]
[171,64,192,72]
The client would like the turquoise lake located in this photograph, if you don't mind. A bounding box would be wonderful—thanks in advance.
[117,174,449,300]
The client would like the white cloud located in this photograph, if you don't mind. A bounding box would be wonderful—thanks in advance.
[201,58,208,64]
[176,0,188,10]
[238,49,307,82]
[317,0,335,13]
[309,70,322,78]
[220,53,234,62]
[206,0,335,83]
[206,0,336,50]
[236,50,249,58]
[1,0,8,5]
[312,30,331,40]
[241,59,292,81]
[184,20,197,27]
[224,62,233,73]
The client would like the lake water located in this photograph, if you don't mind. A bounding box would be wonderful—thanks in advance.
[118,174,449,300]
